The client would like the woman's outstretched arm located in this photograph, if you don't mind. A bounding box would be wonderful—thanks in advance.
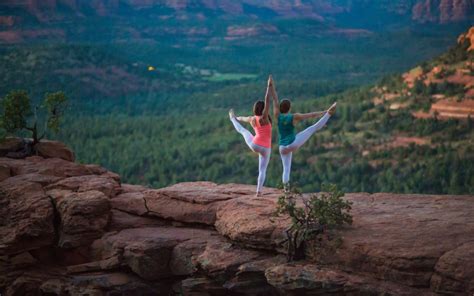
[236,116,253,123]
[293,102,337,122]
[293,110,326,122]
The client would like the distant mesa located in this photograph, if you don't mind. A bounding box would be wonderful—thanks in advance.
[412,0,474,23]
[1,0,473,24]
[225,24,279,40]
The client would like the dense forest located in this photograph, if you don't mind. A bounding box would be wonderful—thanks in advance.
[0,20,472,194]
[57,30,474,194]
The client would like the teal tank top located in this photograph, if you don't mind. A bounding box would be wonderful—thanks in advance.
[278,113,295,146]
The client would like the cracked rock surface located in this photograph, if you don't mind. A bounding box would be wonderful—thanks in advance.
[1,142,473,295]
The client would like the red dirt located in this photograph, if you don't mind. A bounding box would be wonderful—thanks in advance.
[0,29,64,43]
[413,99,474,120]
[403,66,423,88]
[445,69,474,87]
[367,136,431,153]
[389,102,410,110]
[466,88,474,98]
[431,99,474,119]
[0,31,22,43]
[412,111,432,119]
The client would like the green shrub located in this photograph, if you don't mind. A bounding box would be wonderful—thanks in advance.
[0,90,68,144]
[273,184,353,261]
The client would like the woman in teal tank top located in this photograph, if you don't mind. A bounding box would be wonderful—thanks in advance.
[278,113,296,146]
[269,76,337,191]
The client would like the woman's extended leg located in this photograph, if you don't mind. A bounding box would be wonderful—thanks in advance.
[229,112,270,195]
[230,115,255,151]
[278,113,330,188]
[257,150,271,194]
[281,112,330,154]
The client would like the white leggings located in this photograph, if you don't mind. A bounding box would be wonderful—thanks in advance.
[230,117,271,193]
[279,112,331,184]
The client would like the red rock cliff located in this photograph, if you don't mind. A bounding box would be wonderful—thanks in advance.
[1,140,473,295]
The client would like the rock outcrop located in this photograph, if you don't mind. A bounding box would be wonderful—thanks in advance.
[412,0,474,23]
[1,141,474,295]
[458,26,474,51]
[1,0,472,26]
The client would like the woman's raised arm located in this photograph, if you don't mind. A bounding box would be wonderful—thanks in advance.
[262,76,272,120]
[269,75,279,119]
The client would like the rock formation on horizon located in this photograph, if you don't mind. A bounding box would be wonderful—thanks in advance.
[1,0,472,24]
[1,139,473,295]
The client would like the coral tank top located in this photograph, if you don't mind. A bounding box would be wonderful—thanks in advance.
[252,116,272,148]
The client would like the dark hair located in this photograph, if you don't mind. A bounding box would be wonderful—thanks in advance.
[253,100,272,124]
[280,99,291,113]
[253,100,265,116]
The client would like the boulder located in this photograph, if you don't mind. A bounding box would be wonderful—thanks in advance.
[46,174,121,198]
[325,193,474,289]
[0,179,54,255]
[0,157,29,176]
[108,209,166,231]
[0,137,23,156]
[94,227,217,280]
[265,263,432,295]
[157,182,256,204]
[66,256,121,274]
[120,183,149,193]
[144,182,279,225]
[35,140,75,162]
[41,272,166,295]
[215,194,288,251]
[52,190,111,248]
[169,239,208,276]
[430,241,474,295]
[5,173,62,187]
[82,164,108,175]
[178,277,228,295]
[111,191,149,215]
[224,256,286,295]
[144,189,221,225]
[0,164,11,181]
[0,252,39,288]
[10,157,94,178]
[196,239,268,277]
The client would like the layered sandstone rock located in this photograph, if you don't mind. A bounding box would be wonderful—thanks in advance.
[35,140,75,162]
[412,0,474,23]
[1,142,473,295]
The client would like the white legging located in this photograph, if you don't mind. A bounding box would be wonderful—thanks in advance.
[279,112,331,184]
[230,117,271,193]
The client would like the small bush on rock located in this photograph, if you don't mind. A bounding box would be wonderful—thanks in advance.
[0,90,68,144]
[273,184,353,261]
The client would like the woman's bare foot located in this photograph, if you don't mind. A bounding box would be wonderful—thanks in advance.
[255,191,262,197]
[229,108,236,119]
[328,103,337,116]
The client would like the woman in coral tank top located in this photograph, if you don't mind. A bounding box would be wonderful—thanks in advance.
[229,75,273,197]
